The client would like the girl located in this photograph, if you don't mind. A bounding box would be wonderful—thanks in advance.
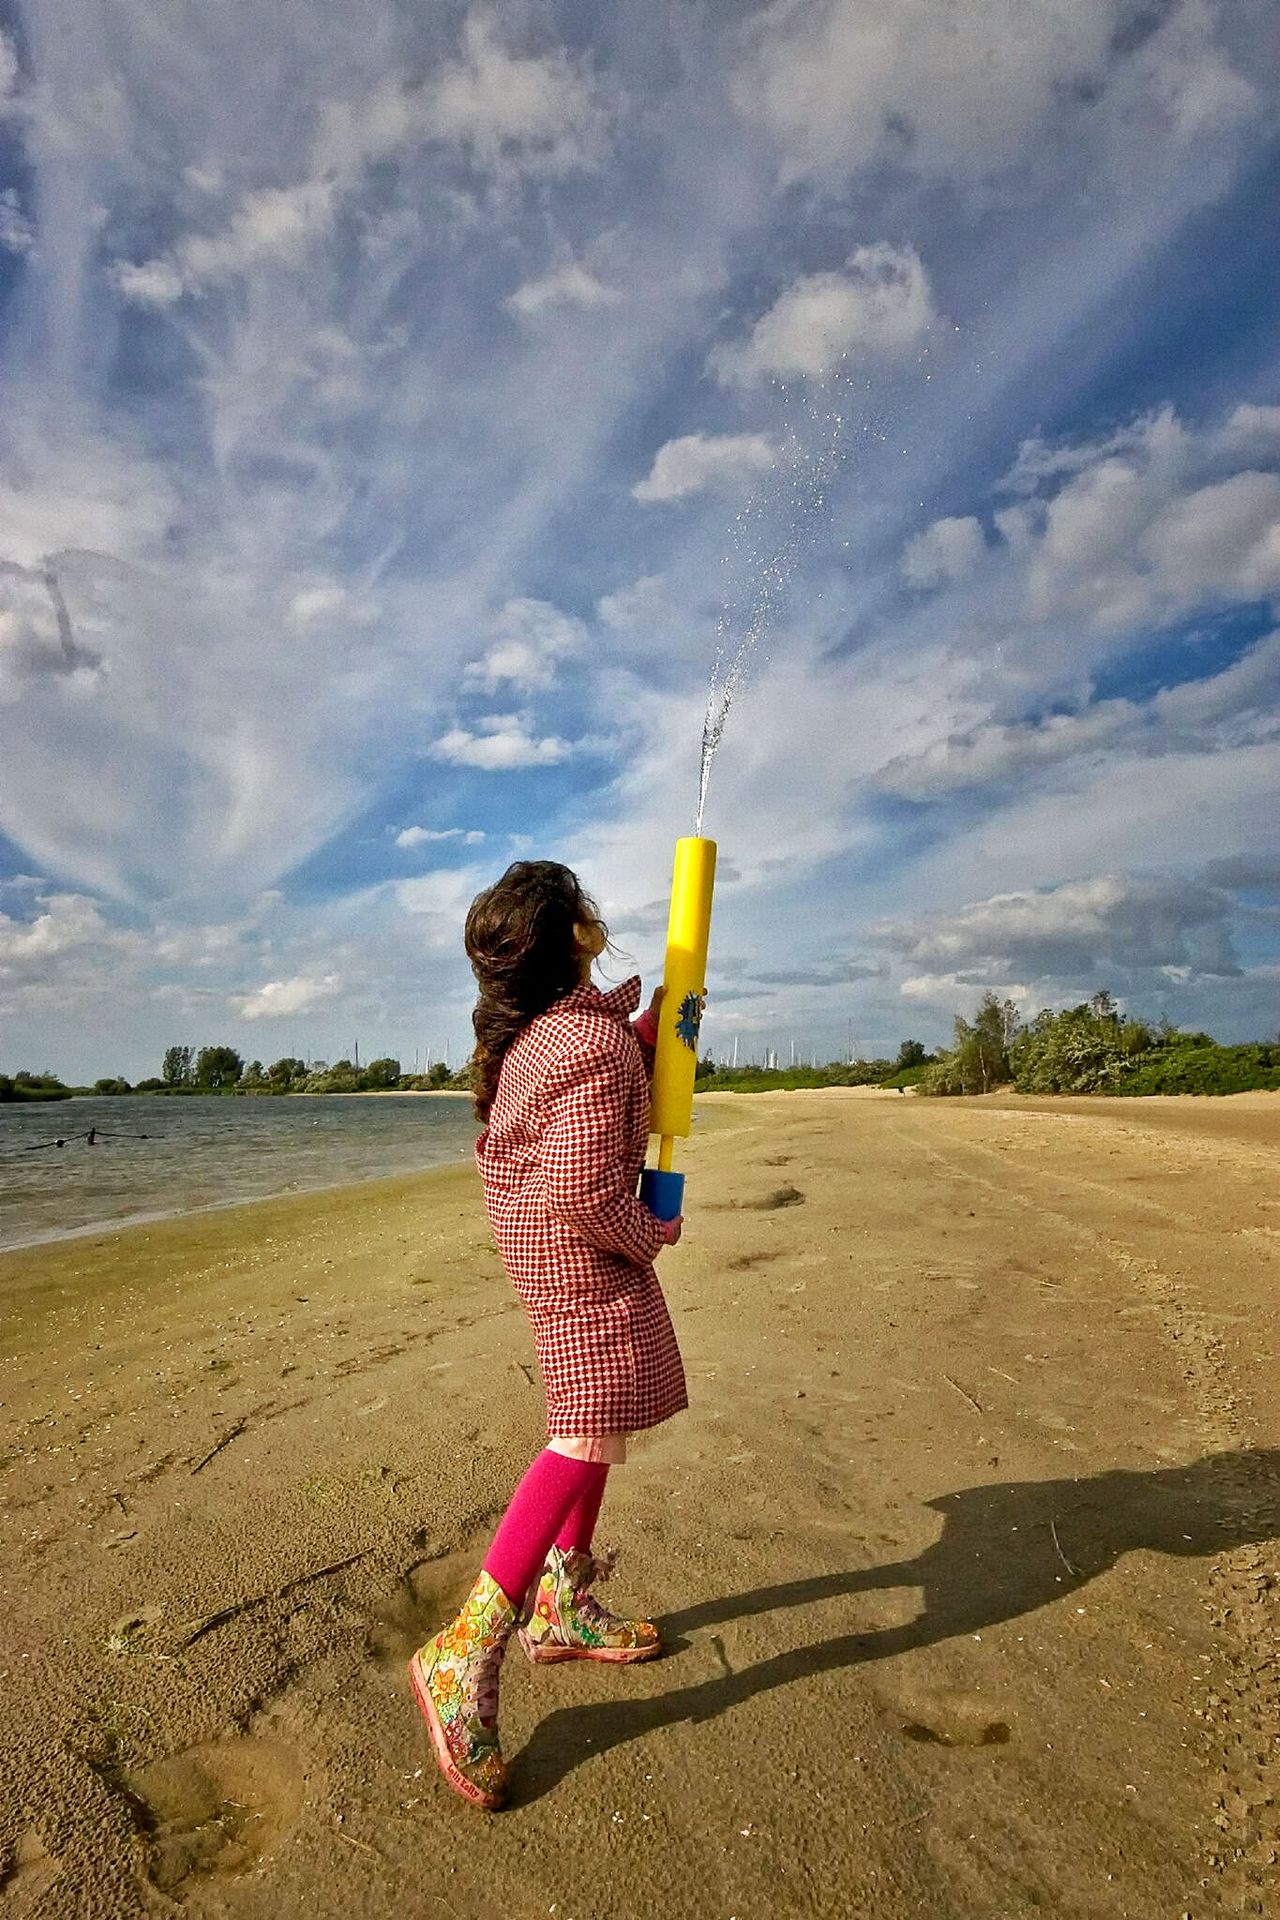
[409,860,687,1811]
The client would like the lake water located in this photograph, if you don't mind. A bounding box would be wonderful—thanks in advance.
[0,1094,479,1252]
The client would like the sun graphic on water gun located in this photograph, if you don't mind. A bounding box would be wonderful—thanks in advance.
[674,989,705,1052]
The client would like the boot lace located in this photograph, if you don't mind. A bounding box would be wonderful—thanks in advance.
[571,1547,624,1629]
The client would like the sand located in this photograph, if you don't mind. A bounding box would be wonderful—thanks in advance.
[1,1089,1277,1919]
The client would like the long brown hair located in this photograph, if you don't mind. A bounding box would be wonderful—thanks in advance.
[464,861,606,1122]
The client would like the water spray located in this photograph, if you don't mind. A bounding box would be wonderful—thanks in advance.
[638,370,850,1223]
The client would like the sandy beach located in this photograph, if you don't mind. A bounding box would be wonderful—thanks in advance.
[1,1088,1277,1919]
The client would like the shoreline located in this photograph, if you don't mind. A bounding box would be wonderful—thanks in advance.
[0,1156,474,1280]
[5,1084,1272,1260]
[0,1150,475,1260]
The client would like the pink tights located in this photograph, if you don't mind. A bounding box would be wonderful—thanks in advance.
[482,1449,609,1608]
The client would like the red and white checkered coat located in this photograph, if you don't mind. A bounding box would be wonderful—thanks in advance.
[476,974,688,1437]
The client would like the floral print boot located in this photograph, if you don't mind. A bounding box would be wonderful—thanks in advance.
[518,1546,662,1664]
[408,1569,518,1809]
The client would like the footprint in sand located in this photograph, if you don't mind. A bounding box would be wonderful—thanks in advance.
[125,1738,304,1899]
[0,1829,61,1914]
[365,1544,486,1666]
[744,1184,806,1211]
[892,1686,1014,1748]
[725,1249,785,1271]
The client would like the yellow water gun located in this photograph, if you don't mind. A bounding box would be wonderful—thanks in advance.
[639,836,717,1221]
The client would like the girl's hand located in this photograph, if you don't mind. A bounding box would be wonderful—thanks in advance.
[659,1213,683,1246]
[633,984,664,1053]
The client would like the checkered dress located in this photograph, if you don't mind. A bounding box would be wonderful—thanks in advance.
[476,974,688,1437]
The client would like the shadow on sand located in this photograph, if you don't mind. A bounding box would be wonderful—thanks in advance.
[513,1447,1279,1804]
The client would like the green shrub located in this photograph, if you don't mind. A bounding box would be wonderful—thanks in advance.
[1011,995,1133,1094]
[1111,1043,1280,1096]
[879,1063,933,1089]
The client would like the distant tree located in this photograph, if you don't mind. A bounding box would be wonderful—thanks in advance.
[241,1060,266,1090]
[1010,989,1142,1094]
[194,1045,244,1089]
[896,1039,928,1070]
[306,1059,359,1092]
[267,1056,307,1088]
[697,1054,717,1077]
[926,993,1019,1095]
[426,1061,452,1090]
[162,1045,194,1087]
[93,1077,132,1095]
[134,1077,167,1092]
[364,1056,402,1089]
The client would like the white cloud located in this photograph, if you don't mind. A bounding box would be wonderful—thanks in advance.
[0,29,17,101]
[0,561,103,703]
[111,257,186,307]
[395,825,485,848]
[876,629,1280,798]
[732,0,1254,186]
[287,581,379,632]
[395,865,489,947]
[0,188,33,255]
[114,15,608,307]
[238,973,341,1019]
[901,515,985,588]
[711,244,936,385]
[0,435,174,571]
[735,0,1107,181]
[505,262,620,317]
[898,741,1280,917]
[1135,0,1256,143]
[1143,472,1280,604]
[900,971,1033,1010]
[878,405,1280,721]
[632,432,778,504]
[879,871,1243,982]
[432,713,572,770]
[463,598,584,693]
[1015,410,1280,629]
[0,892,128,972]
[596,574,672,632]
[424,13,608,178]
[1215,404,1280,465]
[116,181,337,306]
[878,704,1131,799]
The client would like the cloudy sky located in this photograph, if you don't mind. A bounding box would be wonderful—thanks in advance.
[1,0,1278,1081]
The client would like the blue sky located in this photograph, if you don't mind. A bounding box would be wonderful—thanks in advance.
[1,0,1278,1081]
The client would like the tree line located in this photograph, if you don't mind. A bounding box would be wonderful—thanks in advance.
[695,993,1280,1098]
[0,1044,473,1100]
